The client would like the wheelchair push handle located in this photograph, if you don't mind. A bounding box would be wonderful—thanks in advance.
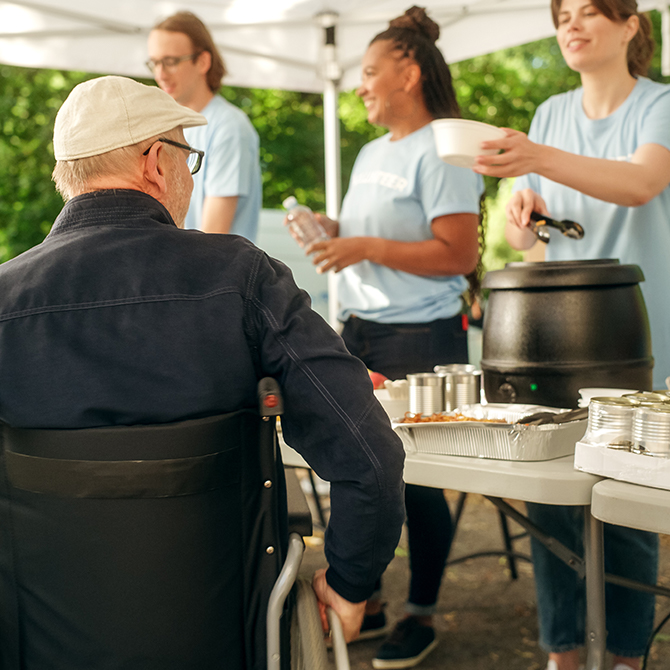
[258,377,284,417]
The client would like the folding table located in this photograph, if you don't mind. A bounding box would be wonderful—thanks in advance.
[280,439,606,669]
[592,479,670,535]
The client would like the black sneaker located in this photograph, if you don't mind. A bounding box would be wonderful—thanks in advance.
[327,606,389,648]
[371,617,438,669]
[356,608,390,641]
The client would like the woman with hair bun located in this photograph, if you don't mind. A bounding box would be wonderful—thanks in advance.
[309,6,483,668]
[476,0,669,668]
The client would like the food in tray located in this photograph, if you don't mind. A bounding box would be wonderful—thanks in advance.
[394,404,588,461]
[400,412,507,424]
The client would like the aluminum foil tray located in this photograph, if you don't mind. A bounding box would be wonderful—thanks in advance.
[391,404,588,461]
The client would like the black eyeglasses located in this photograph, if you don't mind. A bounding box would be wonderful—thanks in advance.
[143,138,204,175]
[145,52,202,73]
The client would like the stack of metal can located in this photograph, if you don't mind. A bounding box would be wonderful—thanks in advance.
[584,391,670,456]
[406,365,482,415]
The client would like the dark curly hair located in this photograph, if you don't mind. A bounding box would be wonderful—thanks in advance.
[370,6,461,120]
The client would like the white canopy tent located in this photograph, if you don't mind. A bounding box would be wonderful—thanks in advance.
[1,0,668,320]
[0,0,569,91]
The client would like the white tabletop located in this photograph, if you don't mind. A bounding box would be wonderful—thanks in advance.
[403,452,600,505]
[591,478,670,534]
[281,438,600,506]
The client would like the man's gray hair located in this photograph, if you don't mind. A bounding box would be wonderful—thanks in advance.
[52,144,144,202]
[52,129,181,202]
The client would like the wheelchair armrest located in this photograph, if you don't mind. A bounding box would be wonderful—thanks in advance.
[284,467,313,538]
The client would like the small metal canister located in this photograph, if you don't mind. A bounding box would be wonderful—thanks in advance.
[433,364,482,411]
[585,396,637,449]
[622,392,670,407]
[632,405,670,456]
[407,373,444,415]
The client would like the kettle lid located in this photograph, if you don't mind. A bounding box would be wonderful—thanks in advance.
[482,259,645,290]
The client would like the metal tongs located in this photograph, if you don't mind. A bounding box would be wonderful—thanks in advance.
[529,211,585,244]
[516,407,588,426]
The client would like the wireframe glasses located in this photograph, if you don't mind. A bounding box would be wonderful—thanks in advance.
[143,138,205,175]
[145,53,202,73]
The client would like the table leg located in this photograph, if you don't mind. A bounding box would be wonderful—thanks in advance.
[584,506,606,670]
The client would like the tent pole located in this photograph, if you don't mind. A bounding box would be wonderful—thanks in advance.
[324,78,341,328]
[663,6,670,77]
[318,11,342,328]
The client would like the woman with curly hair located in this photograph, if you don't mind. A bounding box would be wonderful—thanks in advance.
[310,6,484,668]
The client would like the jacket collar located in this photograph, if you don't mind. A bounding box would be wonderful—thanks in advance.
[49,189,177,237]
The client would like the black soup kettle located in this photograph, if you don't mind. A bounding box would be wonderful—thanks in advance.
[481,259,653,409]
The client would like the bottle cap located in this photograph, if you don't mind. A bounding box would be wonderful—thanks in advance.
[282,196,298,209]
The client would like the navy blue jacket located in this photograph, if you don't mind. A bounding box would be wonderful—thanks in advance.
[0,189,405,602]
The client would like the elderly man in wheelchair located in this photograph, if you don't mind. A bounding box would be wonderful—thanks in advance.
[0,76,405,670]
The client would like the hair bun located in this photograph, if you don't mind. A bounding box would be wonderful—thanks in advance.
[388,6,440,43]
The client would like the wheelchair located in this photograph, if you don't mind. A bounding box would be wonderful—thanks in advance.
[0,378,348,670]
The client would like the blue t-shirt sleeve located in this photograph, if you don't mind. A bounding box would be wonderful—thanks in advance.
[639,88,670,152]
[204,115,255,199]
[419,159,482,223]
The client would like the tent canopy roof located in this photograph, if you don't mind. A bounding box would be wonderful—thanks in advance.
[2,0,665,92]
[0,0,576,92]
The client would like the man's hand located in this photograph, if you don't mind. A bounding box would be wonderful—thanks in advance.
[312,569,366,643]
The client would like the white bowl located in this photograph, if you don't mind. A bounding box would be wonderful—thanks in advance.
[577,387,638,408]
[431,118,506,169]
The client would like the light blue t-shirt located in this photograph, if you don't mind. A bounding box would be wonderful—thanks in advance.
[516,77,670,388]
[337,124,483,324]
[184,95,262,242]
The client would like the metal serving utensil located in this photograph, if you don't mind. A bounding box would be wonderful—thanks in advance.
[516,406,588,426]
[529,210,585,244]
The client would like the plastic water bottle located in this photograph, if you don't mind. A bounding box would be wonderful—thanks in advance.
[282,196,330,249]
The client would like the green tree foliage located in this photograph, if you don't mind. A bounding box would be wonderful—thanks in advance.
[220,87,385,212]
[0,67,92,259]
[0,10,668,267]
[222,88,327,208]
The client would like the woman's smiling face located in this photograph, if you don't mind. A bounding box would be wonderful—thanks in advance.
[356,40,411,128]
[556,0,638,74]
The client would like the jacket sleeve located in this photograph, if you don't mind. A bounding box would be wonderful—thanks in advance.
[244,250,406,603]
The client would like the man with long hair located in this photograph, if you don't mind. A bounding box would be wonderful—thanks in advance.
[147,11,262,241]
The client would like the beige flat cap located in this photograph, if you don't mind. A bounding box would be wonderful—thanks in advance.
[54,75,207,161]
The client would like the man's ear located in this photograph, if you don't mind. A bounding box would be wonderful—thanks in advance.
[196,50,212,77]
[142,142,168,198]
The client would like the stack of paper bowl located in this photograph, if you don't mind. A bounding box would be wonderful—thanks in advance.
[374,383,409,420]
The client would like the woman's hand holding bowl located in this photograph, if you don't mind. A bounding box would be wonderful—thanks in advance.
[473,128,543,178]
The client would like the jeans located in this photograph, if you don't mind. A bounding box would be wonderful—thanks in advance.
[341,314,468,613]
[527,503,658,657]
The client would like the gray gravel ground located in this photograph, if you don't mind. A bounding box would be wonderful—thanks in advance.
[297,489,670,670]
